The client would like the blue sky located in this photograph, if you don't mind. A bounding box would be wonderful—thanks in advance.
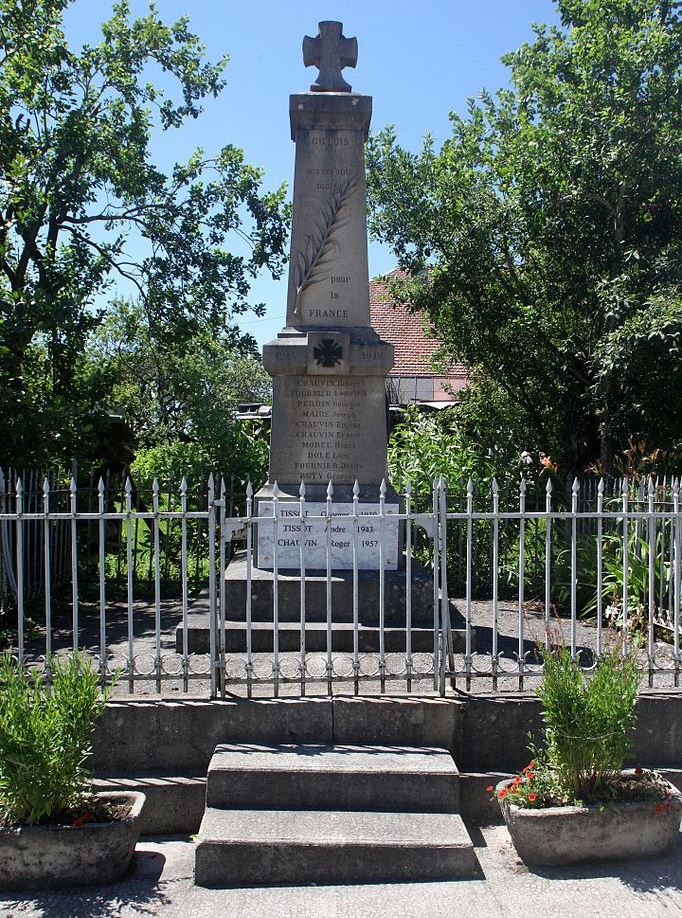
[64,0,560,346]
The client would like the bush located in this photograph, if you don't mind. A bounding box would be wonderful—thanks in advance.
[0,654,110,826]
[537,646,640,801]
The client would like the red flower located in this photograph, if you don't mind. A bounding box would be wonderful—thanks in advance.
[499,788,507,799]
[72,818,83,828]
[525,771,535,781]
[634,767,643,776]
[665,801,673,810]
[513,776,522,786]
[528,793,537,803]
[654,804,664,814]
[486,785,494,793]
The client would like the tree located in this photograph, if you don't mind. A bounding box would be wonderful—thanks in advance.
[367,0,682,475]
[92,299,271,483]
[0,0,288,468]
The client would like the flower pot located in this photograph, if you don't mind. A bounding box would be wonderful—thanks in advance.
[0,791,145,890]
[497,776,682,866]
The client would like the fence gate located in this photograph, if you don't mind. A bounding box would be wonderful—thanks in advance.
[213,479,448,698]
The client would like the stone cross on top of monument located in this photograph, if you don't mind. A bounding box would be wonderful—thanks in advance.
[303,21,358,93]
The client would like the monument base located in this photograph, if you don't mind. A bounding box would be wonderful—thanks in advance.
[176,552,471,655]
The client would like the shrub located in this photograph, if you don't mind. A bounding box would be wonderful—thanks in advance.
[537,646,640,801]
[0,653,110,826]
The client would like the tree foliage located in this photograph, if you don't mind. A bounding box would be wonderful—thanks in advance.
[0,0,288,468]
[367,0,682,474]
[93,299,271,481]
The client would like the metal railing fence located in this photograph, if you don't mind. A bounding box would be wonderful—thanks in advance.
[0,472,679,697]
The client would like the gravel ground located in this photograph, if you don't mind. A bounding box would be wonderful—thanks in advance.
[22,594,680,697]
[2,825,682,917]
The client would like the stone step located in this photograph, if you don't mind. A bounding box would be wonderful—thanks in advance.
[177,619,454,655]
[219,554,447,628]
[194,808,478,886]
[93,772,206,836]
[205,743,460,812]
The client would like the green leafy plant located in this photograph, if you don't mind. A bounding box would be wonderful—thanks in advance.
[0,653,110,826]
[489,645,656,809]
[537,646,640,801]
[553,527,673,623]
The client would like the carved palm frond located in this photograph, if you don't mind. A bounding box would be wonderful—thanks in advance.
[294,173,360,312]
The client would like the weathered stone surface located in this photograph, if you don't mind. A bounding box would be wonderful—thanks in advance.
[195,809,477,886]
[262,26,394,517]
[93,774,205,836]
[303,21,358,93]
[264,372,391,488]
[176,620,450,654]
[221,551,442,625]
[205,743,460,813]
[91,698,334,772]
[285,93,371,327]
[0,791,145,890]
[498,774,682,866]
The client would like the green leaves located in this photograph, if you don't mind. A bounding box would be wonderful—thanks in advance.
[537,645,640,800]
[0,1,288,468]
[367,0,682,474]
[0,653,109,826]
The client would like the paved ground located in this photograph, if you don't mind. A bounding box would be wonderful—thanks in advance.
[2,825,682,917]
[23,594,680,697]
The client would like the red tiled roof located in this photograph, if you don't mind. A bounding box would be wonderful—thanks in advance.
[369,271,468,382]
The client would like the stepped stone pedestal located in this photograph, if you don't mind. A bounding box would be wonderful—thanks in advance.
[177,553,469,654]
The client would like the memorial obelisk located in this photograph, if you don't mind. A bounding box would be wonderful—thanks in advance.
[258,20,398,567]
[181,24,455,657]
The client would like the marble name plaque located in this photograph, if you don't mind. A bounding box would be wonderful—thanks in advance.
[257,501,399,570]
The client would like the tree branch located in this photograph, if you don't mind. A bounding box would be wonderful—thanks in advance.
[60,225,146,296]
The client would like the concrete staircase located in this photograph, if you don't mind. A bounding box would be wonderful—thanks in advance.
[194,743,478,887]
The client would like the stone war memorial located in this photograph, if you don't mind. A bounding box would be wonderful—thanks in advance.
[214,20,449,658]
[258,17,398,566]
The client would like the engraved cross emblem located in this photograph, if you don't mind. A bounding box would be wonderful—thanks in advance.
[313,338,343,367]
[303,21,358,93]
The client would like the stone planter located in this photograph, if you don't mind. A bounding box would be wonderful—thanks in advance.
[0,791,145,890]
[497,776,682,866]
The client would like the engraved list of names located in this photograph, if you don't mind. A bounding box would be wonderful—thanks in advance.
[294,376,363,477]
